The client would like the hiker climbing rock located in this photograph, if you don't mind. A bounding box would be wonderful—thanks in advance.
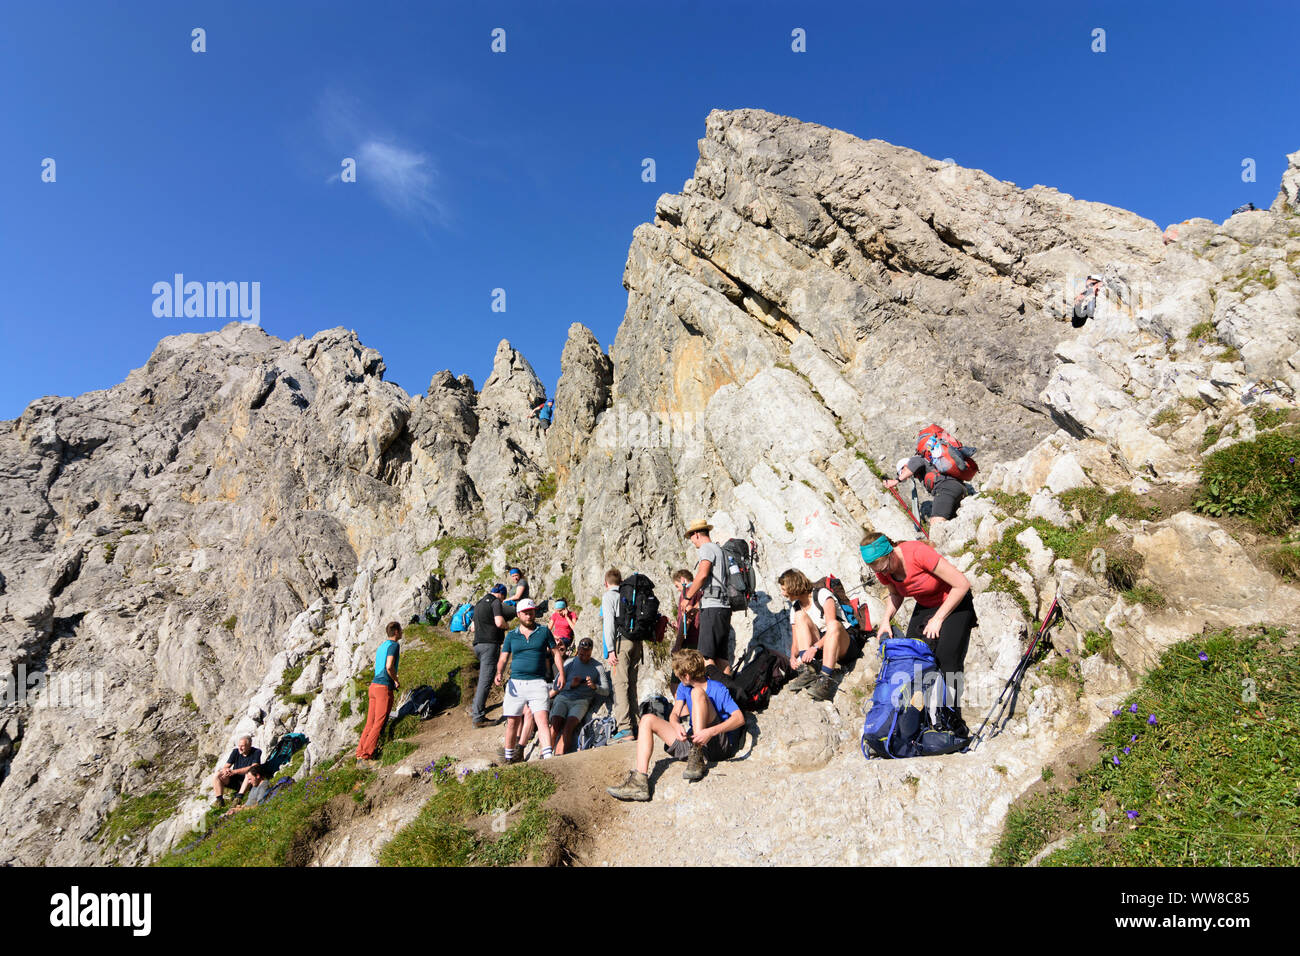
[860,527,975,737]
[1072,274,1104,328]
[355,622,402,761]
[606,649,744,802]
[531,397,555,430]
[885,425,977,528]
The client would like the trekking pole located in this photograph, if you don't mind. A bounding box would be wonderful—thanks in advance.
[967,596,1062,750]
[886,484,929,539]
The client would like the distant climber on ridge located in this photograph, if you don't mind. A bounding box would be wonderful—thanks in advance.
[531,397,555,430]
[1072,274,1105,328]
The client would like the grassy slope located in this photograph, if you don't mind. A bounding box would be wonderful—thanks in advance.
[993,627,1299,866]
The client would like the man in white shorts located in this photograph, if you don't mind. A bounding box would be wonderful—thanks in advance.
[494,599,565,762]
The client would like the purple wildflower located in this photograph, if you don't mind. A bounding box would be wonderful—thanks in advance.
[1126,811,1139,820]
[1129,703,1139,713]
[1130,734,1138,743]
[1112,756,1121,766]
[1123,747,1131,754]
[1112,709,1121,717]
[1199,652,1209,662]
[1148,714,1158,725]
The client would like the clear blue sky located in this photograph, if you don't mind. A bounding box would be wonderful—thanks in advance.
[2,1,1296,420]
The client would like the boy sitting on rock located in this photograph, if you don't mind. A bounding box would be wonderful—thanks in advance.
[606,649,744,802]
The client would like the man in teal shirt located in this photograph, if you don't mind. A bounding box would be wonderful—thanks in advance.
[356,622,401,760]
[494,600,565,762]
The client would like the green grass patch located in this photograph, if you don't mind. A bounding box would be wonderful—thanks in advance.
[1083,628,1114,658]
[99,781,185,845]
[536,472,558,504]
[221,615,237,631]
[1200,424,1222,452]
[1122,584,1168,609]
[785,520,794,533]
[982,490,1030,516]
[181,693,198,713]
[160,760,374,867]
[551,573,575,607]
[380,740,419,766]
[424,536,489,570]
[379,763,557,866]
[1195,427,1300,533]
[1151,407,1181,428]
[1251,407,1295,431]
[993,627,1300,866]
[1265,543,1300,581]
[1187,321,1216,342]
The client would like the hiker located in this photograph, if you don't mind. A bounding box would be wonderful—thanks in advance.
[606,649,744,802]
[667,568,699,654]
[212,735,261,808]
[682,519,732,674]
[470,584,509,728]
[778,568,853,702]
[355,622,401,761]
[1072,274,1104,328]
[885,455,967,527]
[531,398,555,430]
[502,567,529,620]
[602,567,641,741]
[548,638,611,755]
[222,763,270,817]
[860,528,975,736]
[494,599,566,761]
[548,600,580,654]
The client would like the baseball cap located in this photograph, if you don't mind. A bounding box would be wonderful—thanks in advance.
[1087,274,1103,281]
[516,598,537,612]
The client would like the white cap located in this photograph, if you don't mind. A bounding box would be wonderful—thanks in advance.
[1087,274,1103,281]
[516,598,537,612]
[896,458,910,478]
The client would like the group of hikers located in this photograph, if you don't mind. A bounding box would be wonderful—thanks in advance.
[215,424,984,810]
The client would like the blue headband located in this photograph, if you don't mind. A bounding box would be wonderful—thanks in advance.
[860,536,894,564]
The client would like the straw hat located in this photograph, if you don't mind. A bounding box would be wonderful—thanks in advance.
[684,519,713,538]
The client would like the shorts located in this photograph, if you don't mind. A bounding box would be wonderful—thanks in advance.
[697,607,732,661]
[666,731,738,761]
[548,694,591,723]
[503,678,551,718]
[930,477,968,520]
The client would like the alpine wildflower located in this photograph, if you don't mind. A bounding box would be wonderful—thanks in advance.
[1148,714,1158,726]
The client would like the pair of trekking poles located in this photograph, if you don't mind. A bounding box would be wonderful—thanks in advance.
[966,595,1064,751]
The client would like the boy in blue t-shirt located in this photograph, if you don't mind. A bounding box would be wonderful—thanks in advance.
[606,648,744,802]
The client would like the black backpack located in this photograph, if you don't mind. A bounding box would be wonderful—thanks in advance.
[719,539,757,611]
[707,647,791,713]
[614,573,660,642]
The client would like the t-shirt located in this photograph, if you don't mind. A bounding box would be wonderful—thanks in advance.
[226,747,262,771]
[696,541,729,610]
[509,577,530,601]
[539,401,554,422]
[675,679,740,744]
[244,781,271,807]
[557,657,610,701]
[373,640,400,686]
[805,587,847,633]
[503,625,557,681]
[874,540,950,609]
[601,587,621,655]
[550,610,576,642]
[473,596,505,645]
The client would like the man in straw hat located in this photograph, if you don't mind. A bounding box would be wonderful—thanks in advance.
[681,519,733,675]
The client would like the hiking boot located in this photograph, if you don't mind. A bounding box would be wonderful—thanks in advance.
[610,729,634,742]
[606,770,651,801]
[808,673,837,702]
[212,795,226,810]
[682,744,707,782]
[939,707,970,738]
[788,662,820,692]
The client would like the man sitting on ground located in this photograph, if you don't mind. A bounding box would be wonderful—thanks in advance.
[548,638,611,755]
[778,568,854,702]
[222,763,271,817]
[212,735,261,808]
[606,649,744,802]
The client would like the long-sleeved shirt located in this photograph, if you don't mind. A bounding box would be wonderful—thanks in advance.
[601,586,620,657]
[555,657,611,701]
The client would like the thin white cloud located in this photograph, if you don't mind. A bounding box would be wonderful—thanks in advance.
[318,90,444,226]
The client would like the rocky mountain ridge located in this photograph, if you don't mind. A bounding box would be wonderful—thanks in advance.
[1,108,1297,866]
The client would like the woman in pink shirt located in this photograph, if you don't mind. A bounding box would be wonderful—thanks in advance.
[860,526,976,736]
[548,601,579,653]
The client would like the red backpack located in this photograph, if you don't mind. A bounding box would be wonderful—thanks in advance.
[915,425,979,491]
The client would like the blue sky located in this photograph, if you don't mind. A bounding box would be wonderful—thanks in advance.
[1,1,1296,420]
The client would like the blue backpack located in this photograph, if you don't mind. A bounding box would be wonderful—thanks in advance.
[860,637,967,759]
[262,732,309,776]
[449,603,475,632]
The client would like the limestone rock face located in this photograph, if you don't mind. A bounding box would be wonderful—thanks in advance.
[3,109,1298,867]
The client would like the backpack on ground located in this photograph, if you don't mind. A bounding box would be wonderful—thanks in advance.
[860,637,968,759]
[394,685,439,721]
[614,573,661,642]
[915,424,979,491]
[719,538,757,611]
[707,646,791,713]
[424,598,452,624]
[449,602,475,632]
[261,732,309,777]
[577,698,618,751]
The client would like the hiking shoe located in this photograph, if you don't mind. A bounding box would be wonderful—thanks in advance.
[808,674,837,702]
[472,719,489,729]
[606,771,651,801]
[610,729,634,742]
[682,744,707,782]
[788,662,820,692]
